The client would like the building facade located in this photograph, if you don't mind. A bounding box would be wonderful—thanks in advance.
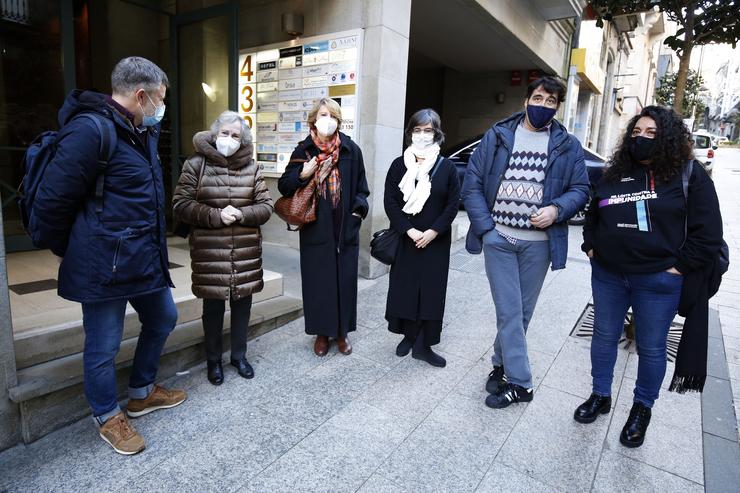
[564,9,670,160]
[0,0,586,449]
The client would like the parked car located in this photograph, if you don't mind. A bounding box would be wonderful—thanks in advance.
[443,135,606,223]
[692,131,716,176]
[716,136,730,146]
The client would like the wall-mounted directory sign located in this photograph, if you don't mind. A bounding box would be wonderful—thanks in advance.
[238,29,363,174]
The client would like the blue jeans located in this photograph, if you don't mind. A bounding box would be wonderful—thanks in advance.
[590,260,683,407]
[81,288,178,421]
[483,229,551,388]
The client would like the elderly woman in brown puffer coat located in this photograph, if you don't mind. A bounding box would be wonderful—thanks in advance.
[173,110,273,386]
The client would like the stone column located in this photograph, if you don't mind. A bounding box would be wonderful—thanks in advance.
[0,208,21,451]
[357,0,412,279]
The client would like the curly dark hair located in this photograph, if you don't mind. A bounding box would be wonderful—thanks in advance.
[604,105,693,183]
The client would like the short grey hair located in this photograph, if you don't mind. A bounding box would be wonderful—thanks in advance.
[404,108,445,147]
[111,56,169,95]
[210,110,252,147]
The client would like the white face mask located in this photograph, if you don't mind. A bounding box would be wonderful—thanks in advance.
[411,132,435,149]
[315,116,338,137]
[216,136,240,157]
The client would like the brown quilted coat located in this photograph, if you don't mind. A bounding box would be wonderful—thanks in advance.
[173,131,273,300]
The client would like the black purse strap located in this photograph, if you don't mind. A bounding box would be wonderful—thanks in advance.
[430,155,443,180]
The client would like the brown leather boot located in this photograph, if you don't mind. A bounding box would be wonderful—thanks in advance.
[314,335,330,356]
[337,335,352,355]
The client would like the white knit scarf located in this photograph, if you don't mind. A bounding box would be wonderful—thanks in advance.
[399,143,440,215]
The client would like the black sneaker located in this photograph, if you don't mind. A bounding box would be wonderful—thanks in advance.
[486,365,507,394]
[485,383,533,409]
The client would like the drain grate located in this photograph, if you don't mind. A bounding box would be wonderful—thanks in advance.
[449,253,473,270]
[570,303,684,362]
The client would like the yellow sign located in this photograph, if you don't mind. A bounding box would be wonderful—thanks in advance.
[328,84,356,97]
[571,48,605,94]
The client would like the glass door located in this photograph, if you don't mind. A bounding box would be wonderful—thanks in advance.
[170,2,238,195]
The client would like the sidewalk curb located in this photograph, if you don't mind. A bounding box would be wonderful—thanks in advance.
[702,308,740,492]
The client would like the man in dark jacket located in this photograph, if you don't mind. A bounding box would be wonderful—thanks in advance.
[463,76,589,409]
[31,57,186,455]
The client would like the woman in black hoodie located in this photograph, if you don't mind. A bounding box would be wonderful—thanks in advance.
[574,106,723,448]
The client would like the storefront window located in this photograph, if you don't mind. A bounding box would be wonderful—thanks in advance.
[0,1,69,241]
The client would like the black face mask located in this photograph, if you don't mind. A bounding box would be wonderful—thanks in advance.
[629,136,656,162]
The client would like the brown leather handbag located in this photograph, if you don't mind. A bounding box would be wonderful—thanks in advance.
[274,155,319,230]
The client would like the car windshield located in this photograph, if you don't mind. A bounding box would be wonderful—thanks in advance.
[693,135,711,148]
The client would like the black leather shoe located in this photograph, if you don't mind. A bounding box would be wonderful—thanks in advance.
[231,358,254,379]
[412,346,447,367]
[620,402,652,448]
[486,365,507,394]
[396,336,414,357]
[574,393,612,424]
[207,360,223,386]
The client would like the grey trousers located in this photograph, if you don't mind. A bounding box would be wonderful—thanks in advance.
[483,229,550,388]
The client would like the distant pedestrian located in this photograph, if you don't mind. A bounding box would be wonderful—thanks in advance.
[278,98,370,357]
[173,110,273,386]
[383,109,460,367]
[575,105,724,448]
[30,57,186,455]
[463,76,589,409]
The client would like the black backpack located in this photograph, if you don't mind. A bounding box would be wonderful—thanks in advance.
[18,113,116,247]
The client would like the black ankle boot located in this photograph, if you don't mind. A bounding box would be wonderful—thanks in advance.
[574,393,612,424]
[396,336,414,357]
[231,358,254,379]
[411,334,446,367]
[620,402,652,448]
[412,347,446,367]
[207,360,223,386]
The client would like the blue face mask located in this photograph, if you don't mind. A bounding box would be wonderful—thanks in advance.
[526,104,557,130]
[140,92,165,127]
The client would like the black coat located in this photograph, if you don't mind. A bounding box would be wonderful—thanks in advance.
[384,156,460,322]
[278,133,370,336]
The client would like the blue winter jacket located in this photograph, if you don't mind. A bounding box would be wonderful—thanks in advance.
[30,90,173,302]
[462,112,589,270]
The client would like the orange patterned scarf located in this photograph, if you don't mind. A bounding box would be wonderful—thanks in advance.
[310,129,342,208]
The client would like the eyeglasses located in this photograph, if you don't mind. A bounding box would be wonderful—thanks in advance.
[411,128,435,135]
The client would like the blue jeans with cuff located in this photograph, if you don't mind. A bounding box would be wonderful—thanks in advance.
[81,288,178,424]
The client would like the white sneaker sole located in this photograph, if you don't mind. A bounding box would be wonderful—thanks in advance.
[99,432,145,455]
[126,396,187,418]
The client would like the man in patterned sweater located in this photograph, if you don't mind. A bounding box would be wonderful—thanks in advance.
[462,77,589,409]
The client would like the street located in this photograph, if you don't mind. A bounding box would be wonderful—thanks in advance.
[1,150,739,492]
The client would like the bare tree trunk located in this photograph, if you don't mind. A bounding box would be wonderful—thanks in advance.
[673,6,695,114]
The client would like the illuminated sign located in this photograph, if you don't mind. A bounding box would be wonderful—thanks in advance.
[238,30,363,174]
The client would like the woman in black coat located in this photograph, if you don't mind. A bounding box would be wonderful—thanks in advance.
[384,109,461,367]
[278,98,370,357]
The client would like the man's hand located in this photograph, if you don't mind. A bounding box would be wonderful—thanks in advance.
[587,249,594,258]
[415,229,438,248]
[666,266,682,275]
[530,205,558,229]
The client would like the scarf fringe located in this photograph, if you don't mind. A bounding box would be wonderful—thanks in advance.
[668,374,706,394]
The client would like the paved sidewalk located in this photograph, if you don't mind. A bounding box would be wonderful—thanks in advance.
[1,219,721,492]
